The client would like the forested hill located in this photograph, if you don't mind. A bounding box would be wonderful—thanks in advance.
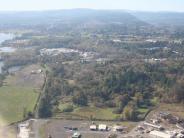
[131,12,184,26]
[0,9,145,25]
[0,9,148,34]
[1,10,184,28]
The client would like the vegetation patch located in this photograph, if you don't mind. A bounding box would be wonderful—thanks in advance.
[0,86,39,124]
[74,107,119,120]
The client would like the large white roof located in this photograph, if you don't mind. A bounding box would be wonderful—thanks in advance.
[150,130,173,138]
[99,124,107,130]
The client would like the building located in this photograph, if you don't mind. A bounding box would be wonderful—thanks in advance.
[72,132,81,138]
[177,133,184,138]
[159,112,171,119]
[90,125,97,131]
[98,124,108,131]
[17,122,30,138]
[151,119,160,124]
[113,126,124,132]
[150,130,174,138]
[143,122,164,130]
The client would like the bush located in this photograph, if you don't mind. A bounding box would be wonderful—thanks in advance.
[62,105,74,112]
[112,108,122,114]
[105,101,116,107]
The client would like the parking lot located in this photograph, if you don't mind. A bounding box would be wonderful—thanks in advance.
[41,120,126,138]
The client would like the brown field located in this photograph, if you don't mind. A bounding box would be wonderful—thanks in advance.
[5,64,45,89]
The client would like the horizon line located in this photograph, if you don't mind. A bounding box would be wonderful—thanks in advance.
[0,8,184,13]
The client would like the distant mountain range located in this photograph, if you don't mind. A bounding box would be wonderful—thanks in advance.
[0,9,184,29]
[131,11,184,26]
[0,9,143,25]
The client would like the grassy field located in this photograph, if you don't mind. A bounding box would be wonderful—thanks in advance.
[0,64,45,125]
[156,103,184,117]
[137,107,150,120]
[0,86,39,125]
[57,104,120,121]
[73,107,119,120]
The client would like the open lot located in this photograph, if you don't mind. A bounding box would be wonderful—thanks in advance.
[42,120,110,138]
[5,64,45,89]
[38,119,138,138]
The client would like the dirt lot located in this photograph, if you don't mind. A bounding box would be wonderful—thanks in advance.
[5,64,45,89]
[39,120,130,138]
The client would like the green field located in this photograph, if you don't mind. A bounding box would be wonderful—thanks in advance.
[0,86,39,125]
[74,107,119,120]
[57,104,120,120]
[0,64,44,125]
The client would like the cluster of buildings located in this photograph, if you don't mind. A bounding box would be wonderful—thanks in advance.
[144,58,167,63]
[136,112,184,138]
[90,123,124,132]
[63,123,125,138]
[40,48,95,58]
[40,47,112,65]
[90,124,108,131]
[40,48,80,56]
[40,48,96,62]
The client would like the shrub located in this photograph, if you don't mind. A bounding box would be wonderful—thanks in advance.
[62,105,74,112]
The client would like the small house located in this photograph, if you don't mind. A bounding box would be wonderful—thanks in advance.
[99,124,108,131]
[90,125,97,131]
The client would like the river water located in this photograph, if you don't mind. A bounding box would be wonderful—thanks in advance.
[0,33,16,74]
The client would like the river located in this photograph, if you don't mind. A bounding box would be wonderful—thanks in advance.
[0,33,16,74]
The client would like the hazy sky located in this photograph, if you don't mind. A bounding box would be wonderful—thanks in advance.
[0,0,184,12]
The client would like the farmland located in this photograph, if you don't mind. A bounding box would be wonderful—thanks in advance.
[0,64,45,125]
[0,86,38,124]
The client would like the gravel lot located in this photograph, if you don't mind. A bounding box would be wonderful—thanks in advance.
[41,120,126,138]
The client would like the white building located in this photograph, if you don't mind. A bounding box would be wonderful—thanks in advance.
[98,124,107,131]
[90,125,97,131]
[150,130,174,138]
[17,122,30,138]
[143,122,164,130]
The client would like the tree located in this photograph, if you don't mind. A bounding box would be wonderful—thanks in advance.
[114,94,130,114]
[38,96,52,118]
[72,92,88,106]
[134,93,143,107]
[123,102,137,121]
[170,82,184,103]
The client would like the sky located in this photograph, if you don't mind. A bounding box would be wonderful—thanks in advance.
[0,0,184,12]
